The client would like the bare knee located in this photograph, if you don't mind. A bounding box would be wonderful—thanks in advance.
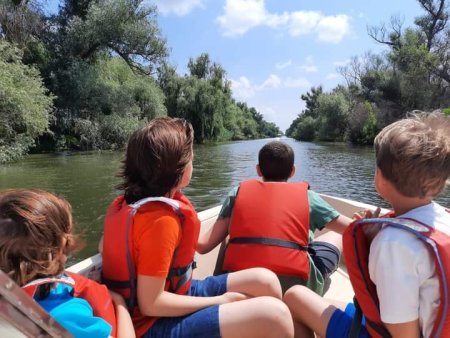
[228,267,283,299]
[250,268,283,299]
[249,297,294,338]
[258,298,294,337]
[283,285,312,316]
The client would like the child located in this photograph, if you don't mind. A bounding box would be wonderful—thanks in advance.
[0,189,135,338]
[101,117,294,338]
[283,111,450,338]
[197,140,352,294]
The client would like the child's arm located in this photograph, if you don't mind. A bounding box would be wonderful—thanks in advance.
[323,214,353,234]
[196,217,230,254]
[137,275,247,317]
[384,320,420,338]
[109,291,136,338]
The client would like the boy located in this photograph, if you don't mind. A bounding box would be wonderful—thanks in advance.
[197,140,352,294]
[283,111,450,338]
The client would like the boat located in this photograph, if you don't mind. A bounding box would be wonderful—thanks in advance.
[0,194,388,337]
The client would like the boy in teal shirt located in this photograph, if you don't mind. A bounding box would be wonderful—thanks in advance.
[198,141,352,294]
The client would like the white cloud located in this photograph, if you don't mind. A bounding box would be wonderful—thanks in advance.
[230,73,310,99]
[258,74,282,90]
[217,0,350,43]
[276,60,292,70]
[154,0,204,16]
[288,11,322,37]
[333,59,351,67]
[316,15,350,43]
[299,56,318,73]
[284,77,311,88]
[230,76,256,100]
[326,73,340,80]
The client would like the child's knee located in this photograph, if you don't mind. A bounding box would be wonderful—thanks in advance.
[256,297,294,337]
[252,268,283,298]
[283,285,310,308]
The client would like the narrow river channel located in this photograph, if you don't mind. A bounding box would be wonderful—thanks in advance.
[1,138,448,262]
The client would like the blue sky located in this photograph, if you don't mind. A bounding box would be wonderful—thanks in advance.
[46,0,425,131]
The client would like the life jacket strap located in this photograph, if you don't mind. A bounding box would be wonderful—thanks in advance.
[229,237,308,251]
[349,297,363,338]
[169,261,196,293]
[101,277,131,289]
[168,261,197,278]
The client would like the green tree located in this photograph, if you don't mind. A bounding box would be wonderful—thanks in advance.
[0,41,53,162]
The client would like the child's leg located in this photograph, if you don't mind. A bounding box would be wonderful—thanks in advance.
[283,285,340,338]
[311,231,342,281]
[219,297,294,338]
[226,267,283,299]
[315,229,342,252]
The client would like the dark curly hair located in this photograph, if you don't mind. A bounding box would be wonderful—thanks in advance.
[119,117,194,204]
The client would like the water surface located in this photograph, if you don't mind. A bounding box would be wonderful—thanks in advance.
[1,138,448,263]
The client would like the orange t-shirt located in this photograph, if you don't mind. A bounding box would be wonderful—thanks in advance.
[131,205,182,337]
[133,206,182,277]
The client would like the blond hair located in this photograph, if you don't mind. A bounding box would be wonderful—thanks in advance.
[374,111,450,198]
[0,189,80,287]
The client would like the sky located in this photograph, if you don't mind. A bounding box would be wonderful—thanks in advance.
[45,0,425,131]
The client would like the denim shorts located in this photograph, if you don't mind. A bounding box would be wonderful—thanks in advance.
[326,303,369,338]
[144,274,228,338]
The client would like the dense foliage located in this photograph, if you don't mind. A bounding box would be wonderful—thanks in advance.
[287,0,450,144]
[0,0,280,162]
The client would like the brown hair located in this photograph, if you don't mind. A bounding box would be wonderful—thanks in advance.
[0,189,80,288]
[374,111,450,198]
[119,117,194,203]
[258,141,294,182]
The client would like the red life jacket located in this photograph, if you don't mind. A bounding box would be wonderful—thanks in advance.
[223,180,310,279]
[101,191,200,334]
[23,271,117,337]
[343,215,450,338]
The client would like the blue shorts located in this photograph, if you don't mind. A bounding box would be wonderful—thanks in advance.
[326,303,370,338]
[144,274,228,338]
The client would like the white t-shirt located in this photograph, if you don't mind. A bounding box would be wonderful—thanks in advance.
[368,202,450,338]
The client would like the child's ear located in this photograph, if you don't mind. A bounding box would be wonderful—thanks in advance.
[289,165,296,178]
[256,164,263,177]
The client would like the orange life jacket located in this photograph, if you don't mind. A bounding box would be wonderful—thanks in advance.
[23,271,117,337]
[343,215,450,338]
[101,191,200,335]
[223,180,310,279]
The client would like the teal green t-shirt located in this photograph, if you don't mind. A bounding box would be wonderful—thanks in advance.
[218,185,340,295]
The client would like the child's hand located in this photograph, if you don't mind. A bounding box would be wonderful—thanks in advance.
[220,291,248,304]
[353,207,381,220]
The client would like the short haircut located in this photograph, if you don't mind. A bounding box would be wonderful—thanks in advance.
[258,141,294,181]
[119,117,194,203]
[374,111,450,198]
[0,189,80,288]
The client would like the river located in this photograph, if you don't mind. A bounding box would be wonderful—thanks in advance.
[1,138,449,263]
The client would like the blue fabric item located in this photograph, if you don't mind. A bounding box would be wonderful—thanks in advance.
[144,274,228,338]
[309,241,340,280]
[326,303,369,338]
[37,284,112,338]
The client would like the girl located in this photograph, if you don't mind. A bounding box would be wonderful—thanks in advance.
[0,189,135,338]
[102,117,294,338]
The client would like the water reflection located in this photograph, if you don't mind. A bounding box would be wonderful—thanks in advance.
[0,139,448,263]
